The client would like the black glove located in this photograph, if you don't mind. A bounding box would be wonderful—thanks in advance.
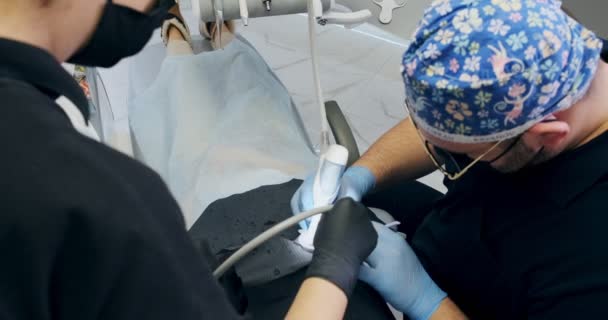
[305,198,378,297]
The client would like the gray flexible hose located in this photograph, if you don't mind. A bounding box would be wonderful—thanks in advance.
[213,205,334,278]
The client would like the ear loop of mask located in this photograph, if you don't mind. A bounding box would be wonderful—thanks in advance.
[488,137,520,164]
[489,118,558,164]
[433,144,462,172]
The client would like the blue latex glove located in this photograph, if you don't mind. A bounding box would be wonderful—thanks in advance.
[290,166,376,229]
[337,166,376,202]
[359,222,447,320]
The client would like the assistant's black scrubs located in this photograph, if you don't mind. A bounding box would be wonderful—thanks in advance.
[0,39,242,319]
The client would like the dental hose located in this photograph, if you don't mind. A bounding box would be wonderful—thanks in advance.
[213,205,334,278]
[307,0,331,153]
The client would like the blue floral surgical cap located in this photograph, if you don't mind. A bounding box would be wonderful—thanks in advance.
[402,0,603,143]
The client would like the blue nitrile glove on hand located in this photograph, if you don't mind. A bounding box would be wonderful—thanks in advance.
[290,166,376,229]
[359,222,447,320]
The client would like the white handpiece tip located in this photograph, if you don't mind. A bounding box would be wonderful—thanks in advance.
[299,145,349,252]
[324,144,349,166]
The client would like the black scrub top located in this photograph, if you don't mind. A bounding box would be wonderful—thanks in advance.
[0,39,242,319]
[412,127,608,318]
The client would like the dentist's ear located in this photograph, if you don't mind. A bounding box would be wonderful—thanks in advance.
[525,117,570,150]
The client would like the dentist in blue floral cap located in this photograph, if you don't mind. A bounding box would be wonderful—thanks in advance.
[292,0,608,319]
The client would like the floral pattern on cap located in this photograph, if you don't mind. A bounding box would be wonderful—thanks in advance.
[402,0,603,143]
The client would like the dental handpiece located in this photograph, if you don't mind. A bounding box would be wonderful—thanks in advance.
[296,144,349,251]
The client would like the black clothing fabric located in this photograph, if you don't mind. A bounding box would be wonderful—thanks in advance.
[194,239,249,315]
[364,133,608,319]
[0,38,242,320]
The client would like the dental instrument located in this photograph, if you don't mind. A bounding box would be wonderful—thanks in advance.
[213,205,334,278]
[263,0,271,11]
[240,0,249,25]
[307,0,330,152]
[295,144,348,251]
[212,0,225,48]
[305,0,371,151]
[372,0,406,24]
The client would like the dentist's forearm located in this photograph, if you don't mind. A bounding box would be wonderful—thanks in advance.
[429,298,468,320]
[354,118,435,189]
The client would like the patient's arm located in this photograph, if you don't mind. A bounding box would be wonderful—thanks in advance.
[355,118,436,190]
[285,278,348,320]
[430,298,469,320]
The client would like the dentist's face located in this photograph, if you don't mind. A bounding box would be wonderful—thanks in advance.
[421,120,564,174]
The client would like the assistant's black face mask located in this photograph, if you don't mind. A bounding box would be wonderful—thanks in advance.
[68,1,169,68]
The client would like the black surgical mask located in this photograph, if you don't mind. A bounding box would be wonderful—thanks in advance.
[68,1,169,67]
